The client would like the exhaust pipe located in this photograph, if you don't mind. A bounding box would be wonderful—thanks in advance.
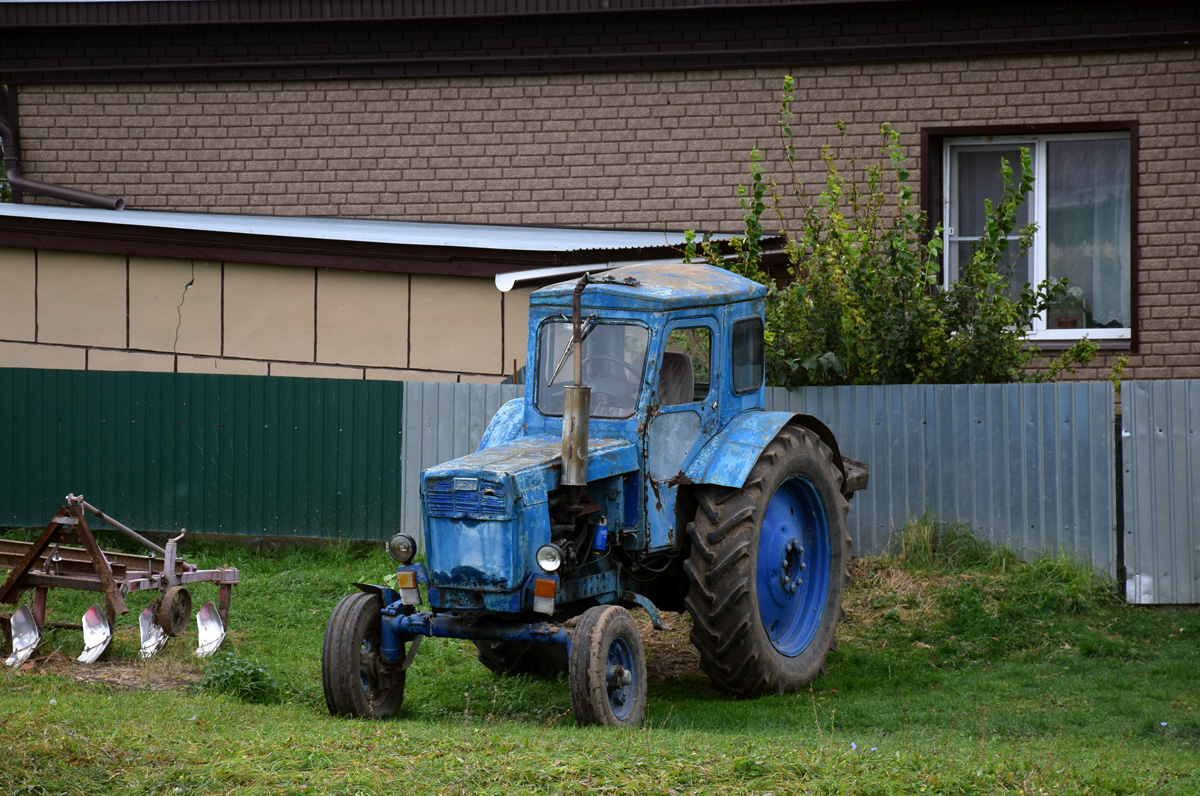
[561,274,591,487]
[0,117,125,211]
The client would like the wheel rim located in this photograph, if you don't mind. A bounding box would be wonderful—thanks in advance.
[605,635,637,721]
[359,630,389,706]
[756,475,831,656]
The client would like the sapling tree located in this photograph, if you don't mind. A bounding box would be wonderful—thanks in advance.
[687,76,1096,387]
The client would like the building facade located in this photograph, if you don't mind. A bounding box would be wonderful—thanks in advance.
[1,0,1197,380]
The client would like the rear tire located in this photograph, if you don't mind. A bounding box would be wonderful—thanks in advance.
[322,592,405,718]
[684,424,850,697]
[568,605,646,727]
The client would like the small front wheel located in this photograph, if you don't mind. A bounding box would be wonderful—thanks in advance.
[568,605,647,728]
[322,592,405,718]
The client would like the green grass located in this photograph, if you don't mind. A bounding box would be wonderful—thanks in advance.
[1,525,1197,795]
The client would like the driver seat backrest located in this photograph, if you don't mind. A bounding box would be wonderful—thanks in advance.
[659,351,695,406]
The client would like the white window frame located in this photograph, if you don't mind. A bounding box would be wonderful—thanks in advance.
[942,131,1132,342]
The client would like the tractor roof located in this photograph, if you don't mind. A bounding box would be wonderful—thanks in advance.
[529,262,766,312]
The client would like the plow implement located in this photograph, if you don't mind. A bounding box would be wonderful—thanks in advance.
[0,494,239,667]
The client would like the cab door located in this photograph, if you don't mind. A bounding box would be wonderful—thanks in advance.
[643,320,718,551]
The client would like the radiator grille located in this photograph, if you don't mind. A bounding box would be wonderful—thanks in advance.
[425,477,507,518]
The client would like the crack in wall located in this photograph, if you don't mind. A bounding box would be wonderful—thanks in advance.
[174,260,196,354]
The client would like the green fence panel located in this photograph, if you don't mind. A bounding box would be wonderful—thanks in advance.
[0,368,403,540]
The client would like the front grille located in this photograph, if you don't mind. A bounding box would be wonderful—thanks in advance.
[426,477,507,518]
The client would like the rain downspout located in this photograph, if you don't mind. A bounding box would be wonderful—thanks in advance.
[0,117,125,211]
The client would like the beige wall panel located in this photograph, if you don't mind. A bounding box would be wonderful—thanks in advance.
[177,355,269,376]
[0,341,86,370]
[365,368,459,383]
[129,257,222,355]
[316,269,409,368]
[503,286,534,378]
[270,362,365,380]
[409,275,501,373]
[37,250,126,348]
[88,349,175,373]
[223,262,315,362]
[459,374,508,384]
[0,248,37,342]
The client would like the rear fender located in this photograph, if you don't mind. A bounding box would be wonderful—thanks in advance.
[685,410,852,492]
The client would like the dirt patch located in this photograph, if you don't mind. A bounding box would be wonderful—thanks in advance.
[634,610,702,681]
[18,649,203,692]
[843,556,968,643]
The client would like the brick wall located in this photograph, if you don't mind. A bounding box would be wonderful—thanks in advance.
[12,46,1200,380]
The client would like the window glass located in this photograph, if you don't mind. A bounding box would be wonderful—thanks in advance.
[946,146,1030,302]
[732,317,764,394]
[536,321,649,419]
[1046,139,1131,330]
[943,132,1132,340]
[662,326,711,405]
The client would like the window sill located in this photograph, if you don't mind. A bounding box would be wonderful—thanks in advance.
[1030,337,1132,352]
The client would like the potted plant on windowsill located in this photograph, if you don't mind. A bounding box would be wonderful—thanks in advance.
[1050,284,1087,329]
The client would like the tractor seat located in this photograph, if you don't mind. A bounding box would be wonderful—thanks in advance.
[659,351,695,406]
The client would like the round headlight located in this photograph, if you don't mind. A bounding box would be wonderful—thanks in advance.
[535,543,564,573]
[388,533,417,564]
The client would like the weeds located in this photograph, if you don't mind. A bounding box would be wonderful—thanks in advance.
[200,651,283,705]
[892,514,1015,572]
[0,531,1196,795]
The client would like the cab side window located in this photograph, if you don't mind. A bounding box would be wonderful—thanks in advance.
[661,326,711,406]
[732,317,764,394]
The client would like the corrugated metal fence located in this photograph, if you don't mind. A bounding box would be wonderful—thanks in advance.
[0,368,403,540]
[10,369,1198,603]
[400,382,523,539]
[399,381,1117,577]
[766,383,1117,575]
[1122,380,1200,604]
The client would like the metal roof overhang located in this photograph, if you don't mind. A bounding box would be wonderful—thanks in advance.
[0,206,728,278]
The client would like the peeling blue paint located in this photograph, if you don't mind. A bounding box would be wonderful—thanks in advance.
[686,410,797,487]
[477,398,524,451]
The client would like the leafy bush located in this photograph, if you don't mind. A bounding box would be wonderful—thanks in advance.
[687,76,1097,387]
[201,651,284,705]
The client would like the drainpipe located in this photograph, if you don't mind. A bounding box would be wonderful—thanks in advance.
[0,117,125,210]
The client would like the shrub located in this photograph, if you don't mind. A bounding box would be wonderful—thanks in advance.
[201,651,284,705]
[686,76,1097,387]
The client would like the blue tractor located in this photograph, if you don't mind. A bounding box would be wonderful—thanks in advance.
[322,263,867,727]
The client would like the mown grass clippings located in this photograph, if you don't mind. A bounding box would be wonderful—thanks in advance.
[1,526,1197,795]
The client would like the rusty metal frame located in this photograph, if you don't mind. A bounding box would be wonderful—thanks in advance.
[0,497,239,632]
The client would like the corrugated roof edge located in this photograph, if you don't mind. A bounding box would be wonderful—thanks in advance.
[0,204,744,279]
[0,0,822,28]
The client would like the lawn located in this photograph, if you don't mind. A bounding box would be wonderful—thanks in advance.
[0,528,1196,796]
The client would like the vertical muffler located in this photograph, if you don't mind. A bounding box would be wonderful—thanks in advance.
[561,274,591,487]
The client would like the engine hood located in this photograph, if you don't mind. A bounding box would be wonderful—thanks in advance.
[421,433,638,489]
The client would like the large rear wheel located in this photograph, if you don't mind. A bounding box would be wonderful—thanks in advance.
[684,424,850,696]
[322,592,405,718]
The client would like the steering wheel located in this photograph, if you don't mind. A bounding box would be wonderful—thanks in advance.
[583,355,640,383]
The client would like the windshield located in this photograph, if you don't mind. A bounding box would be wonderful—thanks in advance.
[537,321,649,419]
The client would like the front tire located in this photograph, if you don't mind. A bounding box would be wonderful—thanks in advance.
[322,592,405,718]
[568,605,647,727]
[684,424,850,697]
